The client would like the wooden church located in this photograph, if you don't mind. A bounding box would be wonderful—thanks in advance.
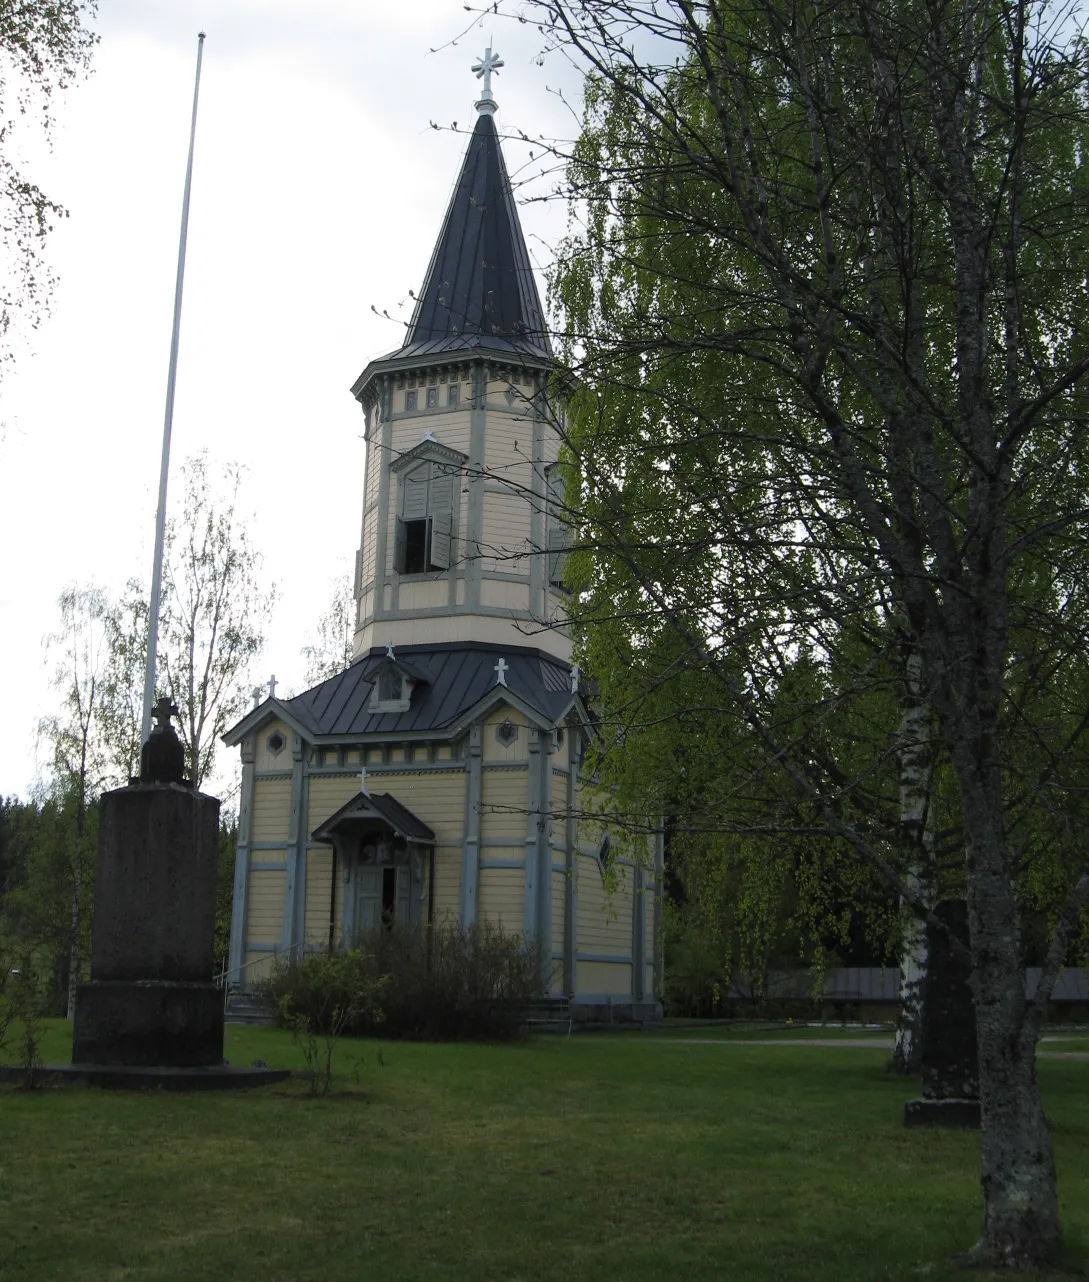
[223,52,662,1023]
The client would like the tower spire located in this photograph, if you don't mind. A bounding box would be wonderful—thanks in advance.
[472,44,504,116]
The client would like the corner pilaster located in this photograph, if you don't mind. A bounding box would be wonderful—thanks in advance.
[227,737,255,984]
[460,724,483,926]
[281,732,307,953]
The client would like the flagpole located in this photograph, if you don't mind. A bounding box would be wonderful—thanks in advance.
[140,31,206,747]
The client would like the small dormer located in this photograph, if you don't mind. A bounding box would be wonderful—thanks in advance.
[362,648,431,714]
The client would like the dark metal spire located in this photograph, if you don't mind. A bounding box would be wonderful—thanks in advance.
[393,111,551,363]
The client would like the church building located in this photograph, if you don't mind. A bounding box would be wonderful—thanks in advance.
[223,51,662,1023]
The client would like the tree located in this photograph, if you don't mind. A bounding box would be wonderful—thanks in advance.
[301,571,355,688]
[157,454,276,788]
[531,0,1089,1264]
[0,1,97,383]
[38,585,109,1018]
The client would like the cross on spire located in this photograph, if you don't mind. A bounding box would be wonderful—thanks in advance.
[494,656,509,687]
[268,674,277,699]
[472,44,503,113]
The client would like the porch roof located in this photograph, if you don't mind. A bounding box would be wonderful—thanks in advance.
[310,791,436,846]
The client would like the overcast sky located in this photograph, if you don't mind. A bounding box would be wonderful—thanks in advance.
[0,0,582,801]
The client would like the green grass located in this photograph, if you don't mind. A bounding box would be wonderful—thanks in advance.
[0,1021,1086,1281]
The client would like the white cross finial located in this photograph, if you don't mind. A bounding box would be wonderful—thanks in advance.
[494,656,509,687]
[360,763,369,796]
[268,674,277,699]
[386,642,396,660]
[472,44,503,113]
[252,686,262,709]
[570,663,580,695]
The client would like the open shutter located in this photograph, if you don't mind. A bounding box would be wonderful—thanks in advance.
[394,518,407,574]
[403,471,428,520]
[429,511,451,569]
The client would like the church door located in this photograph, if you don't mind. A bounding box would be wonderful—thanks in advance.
[354,867,383,935]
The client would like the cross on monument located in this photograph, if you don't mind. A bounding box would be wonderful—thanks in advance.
[268,674,277,699]
[494,656,509,687]
[472,44,504,102]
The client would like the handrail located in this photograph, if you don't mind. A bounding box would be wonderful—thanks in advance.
[214,940,308,1017]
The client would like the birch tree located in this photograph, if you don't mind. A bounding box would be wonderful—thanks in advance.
[158,454,275,789]
[38,585,109,1018]
[301,572,355,687]
[530,0,1089,1265]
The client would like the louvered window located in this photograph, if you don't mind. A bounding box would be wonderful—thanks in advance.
[546,465,570,588]
[394,462,455,574]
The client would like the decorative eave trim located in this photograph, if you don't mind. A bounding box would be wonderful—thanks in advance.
[351,346,555,403]
[390,437,469,474]
[221,699,314,749]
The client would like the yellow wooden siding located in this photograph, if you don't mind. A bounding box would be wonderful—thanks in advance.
[552,868,566,956]
[482,704,529,763]
[399,579,447,611]
[481,770,528,840]
[579,960,632,995]
[477,867,524,931]
[245,869,284,942]
[254,720,291,773]
[576,854,633,953]
[243,951,276,985]
[381,772,466,845]
[307,775,360,834]
[304,848,335,945]
[251,779,292,844]
[481,491,531,571]
[430,845,462,921]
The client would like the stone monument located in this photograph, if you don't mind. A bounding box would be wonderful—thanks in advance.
[72,698,224,1065]
[903,897,981,1127]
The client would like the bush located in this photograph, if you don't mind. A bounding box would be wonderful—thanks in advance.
[257,920,548,1042]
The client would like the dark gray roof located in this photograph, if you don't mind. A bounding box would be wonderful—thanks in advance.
[311,791,435,844]
[282,644,574,738]
[379,113,551,367]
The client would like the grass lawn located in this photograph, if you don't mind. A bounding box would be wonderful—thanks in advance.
[1,1022,1086,1281]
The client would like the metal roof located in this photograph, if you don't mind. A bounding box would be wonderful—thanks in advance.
[226,644,576,743]
[363,113,551,375]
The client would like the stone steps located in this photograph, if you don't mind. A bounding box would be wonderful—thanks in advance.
[224,991,276,1027]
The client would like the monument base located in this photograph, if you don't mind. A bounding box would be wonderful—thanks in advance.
[72,980,224,1067]
[904,1097,981,1128]
[0,1063,289,1091]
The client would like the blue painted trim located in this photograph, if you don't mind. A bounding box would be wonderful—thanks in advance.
[244,941,280,953]
[576,952,634,964]
[251,861,287,872]
[251,840,287,851]
[480,858,525,869]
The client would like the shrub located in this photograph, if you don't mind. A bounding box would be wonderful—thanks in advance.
[257,920,548,1042]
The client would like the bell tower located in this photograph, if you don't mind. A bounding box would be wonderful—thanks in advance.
[349,50,569,664]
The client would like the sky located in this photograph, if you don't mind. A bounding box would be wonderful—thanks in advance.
[0,0,582,802]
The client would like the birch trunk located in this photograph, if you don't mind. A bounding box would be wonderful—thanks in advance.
[893,644,934,1073]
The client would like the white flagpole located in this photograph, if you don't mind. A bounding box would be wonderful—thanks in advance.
[140,31,207,747]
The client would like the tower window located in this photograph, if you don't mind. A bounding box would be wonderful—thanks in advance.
[378,670,403,702]
[426,386,438,409]
[394,462,454,574]
[402,519,429,574]
[405,389,417,411]
[447,383,459,407]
